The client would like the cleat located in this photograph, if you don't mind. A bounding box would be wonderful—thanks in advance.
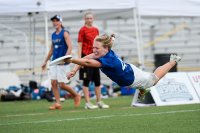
[97,101,110,109]
[170,54,181,63]
[138,89,150,102]
[85,102,98,109]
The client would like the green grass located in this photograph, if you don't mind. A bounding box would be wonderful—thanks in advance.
[0,96,200,133]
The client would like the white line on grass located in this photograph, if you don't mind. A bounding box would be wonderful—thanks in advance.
[0,113,46,118]
[0,110,87,118]
[0,109,199,126]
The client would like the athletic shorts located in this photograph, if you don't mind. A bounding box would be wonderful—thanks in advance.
[129,64,159,89]
[49,65,70,83]
[79,67,101,87]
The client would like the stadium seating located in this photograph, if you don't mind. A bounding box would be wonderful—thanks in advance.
[0,14,199,85]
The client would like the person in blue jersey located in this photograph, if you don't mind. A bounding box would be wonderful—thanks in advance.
[42,15,81,110]
[67,33,181,90]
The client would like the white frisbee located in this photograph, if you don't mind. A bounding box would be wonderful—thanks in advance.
[49,55,72,66]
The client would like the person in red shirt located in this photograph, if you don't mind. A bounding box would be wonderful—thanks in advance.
[78,12,109,109]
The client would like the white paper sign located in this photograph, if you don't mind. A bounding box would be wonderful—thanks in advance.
[187,72,200,99]
[150,72,200,106]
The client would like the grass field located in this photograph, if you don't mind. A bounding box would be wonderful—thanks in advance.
[0,96,200,133]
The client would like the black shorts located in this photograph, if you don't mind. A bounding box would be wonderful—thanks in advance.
[79,66,101,87]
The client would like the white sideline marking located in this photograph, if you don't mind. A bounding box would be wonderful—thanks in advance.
[0,109,199,126]
[0,113,45,118]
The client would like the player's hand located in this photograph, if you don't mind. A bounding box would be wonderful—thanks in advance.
[67,71,76,79]
[64,58,72,64]
[41,62,47,70]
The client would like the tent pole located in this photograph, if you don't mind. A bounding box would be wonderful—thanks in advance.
[137,3,145,70]
[133,8,142,68]
[132,8,140,105]
[132,4,144,107]
[44,12,49,55]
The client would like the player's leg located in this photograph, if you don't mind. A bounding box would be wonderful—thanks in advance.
[153,54,181,85]
[57,65,81,107]
[93,68,109,109]
[79,67,90,103]
[94,85,101,102]
[49,65,62,110]
[92,68,101,103]
[130,55,180,105]
[58,82,81,107]
[81,67,98,109]
[59,83,77,97]
[50,80,62,109]
[82,80,90,103]
[83,79,98,109]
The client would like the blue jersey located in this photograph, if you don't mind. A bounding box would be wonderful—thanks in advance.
[97,50,135,87]
[51,29,69,61]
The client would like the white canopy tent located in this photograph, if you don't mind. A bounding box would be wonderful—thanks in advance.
[138,0,200,17]
[0,0,200,68]
[1,0,200,16]
[0,0,144,67]
[0,0,134,13]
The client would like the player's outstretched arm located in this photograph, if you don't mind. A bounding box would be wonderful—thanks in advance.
[67,53,102,79]
[70,58,101,68]
[67,58,101,79]
[65,53,101,68]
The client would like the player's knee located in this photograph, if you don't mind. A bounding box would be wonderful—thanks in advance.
[94,81,100,87]
[152,75,160,86]
[51,80,57,88]
[83,80,90,87]
[58,83,65,88]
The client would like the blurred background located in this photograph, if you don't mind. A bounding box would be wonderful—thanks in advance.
[0,0,199,94]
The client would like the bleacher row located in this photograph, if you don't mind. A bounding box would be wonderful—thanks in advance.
[0,14,200,85]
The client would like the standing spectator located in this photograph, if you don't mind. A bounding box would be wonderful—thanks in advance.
[42,15,81,110]
[78,12,109,109]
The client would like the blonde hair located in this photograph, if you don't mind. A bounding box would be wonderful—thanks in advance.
[95,34,115,50]
[84,11,94,18]
[83,11,94,25]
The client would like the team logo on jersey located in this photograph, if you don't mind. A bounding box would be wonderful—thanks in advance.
[52,39,61,44]
[117,57,127,71]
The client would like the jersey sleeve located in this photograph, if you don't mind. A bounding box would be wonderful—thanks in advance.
[78,27,84,43]
[96,57,114,68]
